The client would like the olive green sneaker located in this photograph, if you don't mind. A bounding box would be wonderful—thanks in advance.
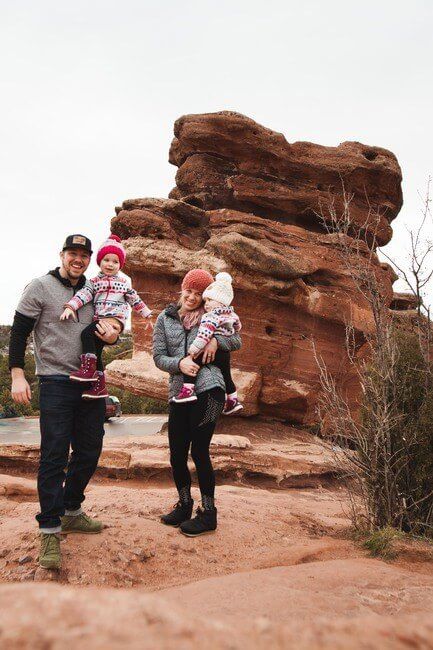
[61,512,104,534]
[39,533,61,570]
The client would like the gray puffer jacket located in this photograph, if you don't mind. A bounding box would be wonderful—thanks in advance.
[153,304,242,401]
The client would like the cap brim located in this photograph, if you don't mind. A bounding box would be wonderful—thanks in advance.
[63,245,93,253]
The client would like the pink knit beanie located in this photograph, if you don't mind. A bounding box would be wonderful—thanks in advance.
[181,269,214,293]
[96,234,126,268]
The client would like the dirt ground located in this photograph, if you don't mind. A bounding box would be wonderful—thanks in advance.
[1,468,433,648]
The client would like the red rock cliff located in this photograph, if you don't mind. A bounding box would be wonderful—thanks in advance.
[106,111,403,424]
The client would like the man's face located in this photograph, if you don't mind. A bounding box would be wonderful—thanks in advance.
[60,248,91,279]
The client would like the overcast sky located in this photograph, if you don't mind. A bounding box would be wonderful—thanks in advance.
[1,0,432,323]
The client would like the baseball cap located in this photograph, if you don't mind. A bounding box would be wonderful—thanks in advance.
[62,234,93,254]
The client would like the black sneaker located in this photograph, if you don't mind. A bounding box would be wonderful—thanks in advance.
[180,507,217,537]
[160,501,193,527]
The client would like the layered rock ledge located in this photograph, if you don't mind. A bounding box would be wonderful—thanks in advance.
[107,112,403,424]
[0,420,340,489]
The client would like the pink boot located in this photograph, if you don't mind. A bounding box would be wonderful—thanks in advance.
[223,395,244,415]
[82,371,109,399]
[172,384,197,403]
[70,354,98,382]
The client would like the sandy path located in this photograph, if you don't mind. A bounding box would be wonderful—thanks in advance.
[0,475,351,589]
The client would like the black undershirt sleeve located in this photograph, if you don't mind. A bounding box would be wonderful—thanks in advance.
[8,311,37,370]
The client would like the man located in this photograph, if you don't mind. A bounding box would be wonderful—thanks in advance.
[9,234,120,570]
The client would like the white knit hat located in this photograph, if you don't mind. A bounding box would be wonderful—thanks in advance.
[202,272,234,306]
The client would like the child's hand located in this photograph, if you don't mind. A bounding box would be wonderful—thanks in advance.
[143,318,154,331]
[60,307,76,321]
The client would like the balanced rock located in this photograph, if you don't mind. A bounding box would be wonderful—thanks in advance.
[169,111,402,246]
[107,112,403,424]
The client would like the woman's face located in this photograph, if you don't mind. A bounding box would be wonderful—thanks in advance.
[180,288,203,311]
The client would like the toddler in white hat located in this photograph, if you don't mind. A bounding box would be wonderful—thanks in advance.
[173,272,243,415]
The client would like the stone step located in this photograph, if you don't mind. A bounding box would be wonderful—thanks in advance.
[0,423,341,489]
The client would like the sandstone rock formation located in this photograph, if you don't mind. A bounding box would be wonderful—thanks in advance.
[107,112,403,424]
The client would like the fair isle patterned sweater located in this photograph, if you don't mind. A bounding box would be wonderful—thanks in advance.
[66,272,151,324]
[189,306,242,355]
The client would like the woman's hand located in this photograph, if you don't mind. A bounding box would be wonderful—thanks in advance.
[179,356,200,377]
[201,338,218,363]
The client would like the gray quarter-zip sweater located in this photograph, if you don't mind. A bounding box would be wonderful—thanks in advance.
[15,272,95,376]
[153,304,242,400]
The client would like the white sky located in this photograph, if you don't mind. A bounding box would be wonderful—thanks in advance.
[1,0,432,324]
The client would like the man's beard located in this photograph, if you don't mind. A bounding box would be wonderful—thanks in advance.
[62,263,84,281]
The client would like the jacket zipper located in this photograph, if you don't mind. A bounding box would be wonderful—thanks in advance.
[103,276,112,310]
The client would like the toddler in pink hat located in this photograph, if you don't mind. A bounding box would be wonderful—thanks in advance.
[60,234,152,399]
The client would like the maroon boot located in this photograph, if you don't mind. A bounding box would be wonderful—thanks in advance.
[82,371,109,399]
[70,354,98,382]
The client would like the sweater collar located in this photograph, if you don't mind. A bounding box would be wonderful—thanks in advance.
[165,304,181,320]
[97,271,119,279]
[48,267,87,290]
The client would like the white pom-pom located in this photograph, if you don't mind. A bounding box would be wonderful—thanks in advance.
[215,272,232,284]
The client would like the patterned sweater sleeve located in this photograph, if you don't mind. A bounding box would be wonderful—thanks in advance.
[66,280,95,311]
[189,312,221,354]
[152,314,183,375]
[124,287,152,317]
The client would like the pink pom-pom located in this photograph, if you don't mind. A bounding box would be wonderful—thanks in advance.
[109,234,121,242]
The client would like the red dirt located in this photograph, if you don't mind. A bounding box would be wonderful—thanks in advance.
[1,473,433,648]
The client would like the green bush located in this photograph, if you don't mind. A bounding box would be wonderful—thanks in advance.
[362,526,402,560]
[361,330,433,536]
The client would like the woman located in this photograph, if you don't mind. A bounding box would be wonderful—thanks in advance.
[153,268,242,537]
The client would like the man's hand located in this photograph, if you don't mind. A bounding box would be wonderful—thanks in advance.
[201,338,218,363]
[95,320,121,344]
[11,368,32,404]
[60,307,76,321]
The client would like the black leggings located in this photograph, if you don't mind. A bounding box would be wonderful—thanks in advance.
[182,349,236,395]
[81,321,105,371]
[168,387,225,498]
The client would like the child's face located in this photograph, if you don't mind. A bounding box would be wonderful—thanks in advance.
[100,254,120,275]
[204,298,224,312]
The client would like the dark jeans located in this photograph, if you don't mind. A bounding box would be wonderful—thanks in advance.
[182,349,236,395]
[81,321,105,371]
[168,388,225,498]
[36,376,105,529]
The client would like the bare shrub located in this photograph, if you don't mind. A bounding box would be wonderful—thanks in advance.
[314,181,433,536]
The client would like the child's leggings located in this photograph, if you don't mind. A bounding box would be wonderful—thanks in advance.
[182,349,236,394]
[80,321,105,371]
